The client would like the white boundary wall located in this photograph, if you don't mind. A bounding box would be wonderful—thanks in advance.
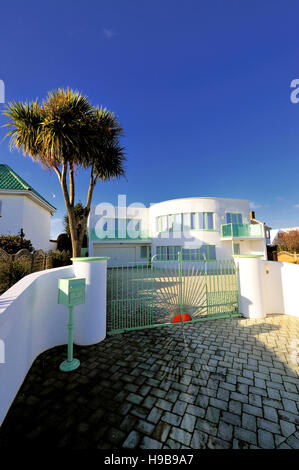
[0,258,107,426]
[235,257,299,319]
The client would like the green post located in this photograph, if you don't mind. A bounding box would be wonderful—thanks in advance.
[58,277,86,372]
[60,305,80,372]
[178,249,183,322]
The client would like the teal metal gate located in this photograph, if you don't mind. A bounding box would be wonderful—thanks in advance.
[106,256,240,335]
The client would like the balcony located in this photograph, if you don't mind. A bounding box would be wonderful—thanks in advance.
[221,223,264,240]
[88,227,151,241]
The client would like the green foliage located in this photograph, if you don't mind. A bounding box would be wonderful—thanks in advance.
[2,88,126,256]
[48,250,72,268]
[3,88,126,179]
[64,201,87,245]
[0,234,34,254]
[278,230,299,253]
[0,259,31,294]
[56,233,72,252]
[10,260,31,285]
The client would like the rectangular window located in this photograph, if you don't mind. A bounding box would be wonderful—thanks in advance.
[190,212,197,229]
[182,213,190,230]
[200,245,208,261]
[200,245,216,260]
[190,248,199,261]
[173,213,182,231]
[233,243,240,255]
[208,245,216,260]
[161,246,167,260]
[168,214,174,232]
[197,212,215,230]
[206,213,214,230]
[161,216,167,232]
[141,246,148,258]
[198,212,205,229]
[226,213,242,225]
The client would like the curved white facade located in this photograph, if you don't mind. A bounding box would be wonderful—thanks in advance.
[89,197,267,266]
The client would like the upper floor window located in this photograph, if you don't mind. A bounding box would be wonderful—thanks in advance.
[156,212,215,232]
[194,212,215,230]
[226,213,242,225]
[102,218,141,238]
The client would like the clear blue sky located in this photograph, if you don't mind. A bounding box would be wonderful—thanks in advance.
[1,0,299,237]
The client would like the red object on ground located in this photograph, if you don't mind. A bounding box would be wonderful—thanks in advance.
[172,313,192,323]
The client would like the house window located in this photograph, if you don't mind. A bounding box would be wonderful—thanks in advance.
[168,246,176,260]
[200,245,216,261]
[173,213,182,231]
[168,215,174,231]
[190,213,197,229]
[182,213,190,230]
[101,218,142,238]
[182,248,199,261]
[141,246,148,258]
[206,213,214,230]
[233,243,240,255]
[156,245,216,261]
[198,212,215,230]
[226,213,242,225]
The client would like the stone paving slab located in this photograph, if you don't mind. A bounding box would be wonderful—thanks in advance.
[0,314,298,449]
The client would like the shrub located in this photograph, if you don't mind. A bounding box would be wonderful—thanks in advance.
[48,250,72,268]
[0,259,31,293]
[0,234,34,254]
[278,230,299,253]
[10,260,31,285]
[56,233,72,252]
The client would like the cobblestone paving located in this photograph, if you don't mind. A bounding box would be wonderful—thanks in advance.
[0,314,298,449]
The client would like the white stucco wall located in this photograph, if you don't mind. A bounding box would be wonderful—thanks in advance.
[236,257,299,319]
[0,258,107,426]
[0,194,53,251]
[0,194,24,236]
[22,197,52,251]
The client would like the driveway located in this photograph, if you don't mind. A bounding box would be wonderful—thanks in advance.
[0,314,298,449]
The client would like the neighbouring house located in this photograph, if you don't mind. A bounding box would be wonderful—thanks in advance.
[0,164,56,251]
[88,197,267,267]
[249,210,271,245]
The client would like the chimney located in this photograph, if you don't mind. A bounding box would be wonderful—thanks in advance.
[250,211,255,220]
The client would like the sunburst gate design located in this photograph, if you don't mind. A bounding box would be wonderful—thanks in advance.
[107,256,239,335]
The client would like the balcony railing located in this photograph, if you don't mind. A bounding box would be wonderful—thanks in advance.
[89,228,151,241]
[221,223,264,239]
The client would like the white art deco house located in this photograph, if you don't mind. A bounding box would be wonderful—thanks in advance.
[88,197,267,267]
[0,164,56,251]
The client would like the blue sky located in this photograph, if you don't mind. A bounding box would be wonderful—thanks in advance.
[1,0,299,237]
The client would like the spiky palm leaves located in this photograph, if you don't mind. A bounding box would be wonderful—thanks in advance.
[2,88,126,256]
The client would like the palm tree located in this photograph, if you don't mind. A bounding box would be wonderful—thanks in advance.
[2,88,126,257]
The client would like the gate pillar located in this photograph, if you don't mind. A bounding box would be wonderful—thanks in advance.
[71,256,109,345]
[234,256,266,319]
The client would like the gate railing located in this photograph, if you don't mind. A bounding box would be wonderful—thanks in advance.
[107,256,240,334]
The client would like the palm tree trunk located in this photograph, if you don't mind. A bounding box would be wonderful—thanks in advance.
[59,163,81,258]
